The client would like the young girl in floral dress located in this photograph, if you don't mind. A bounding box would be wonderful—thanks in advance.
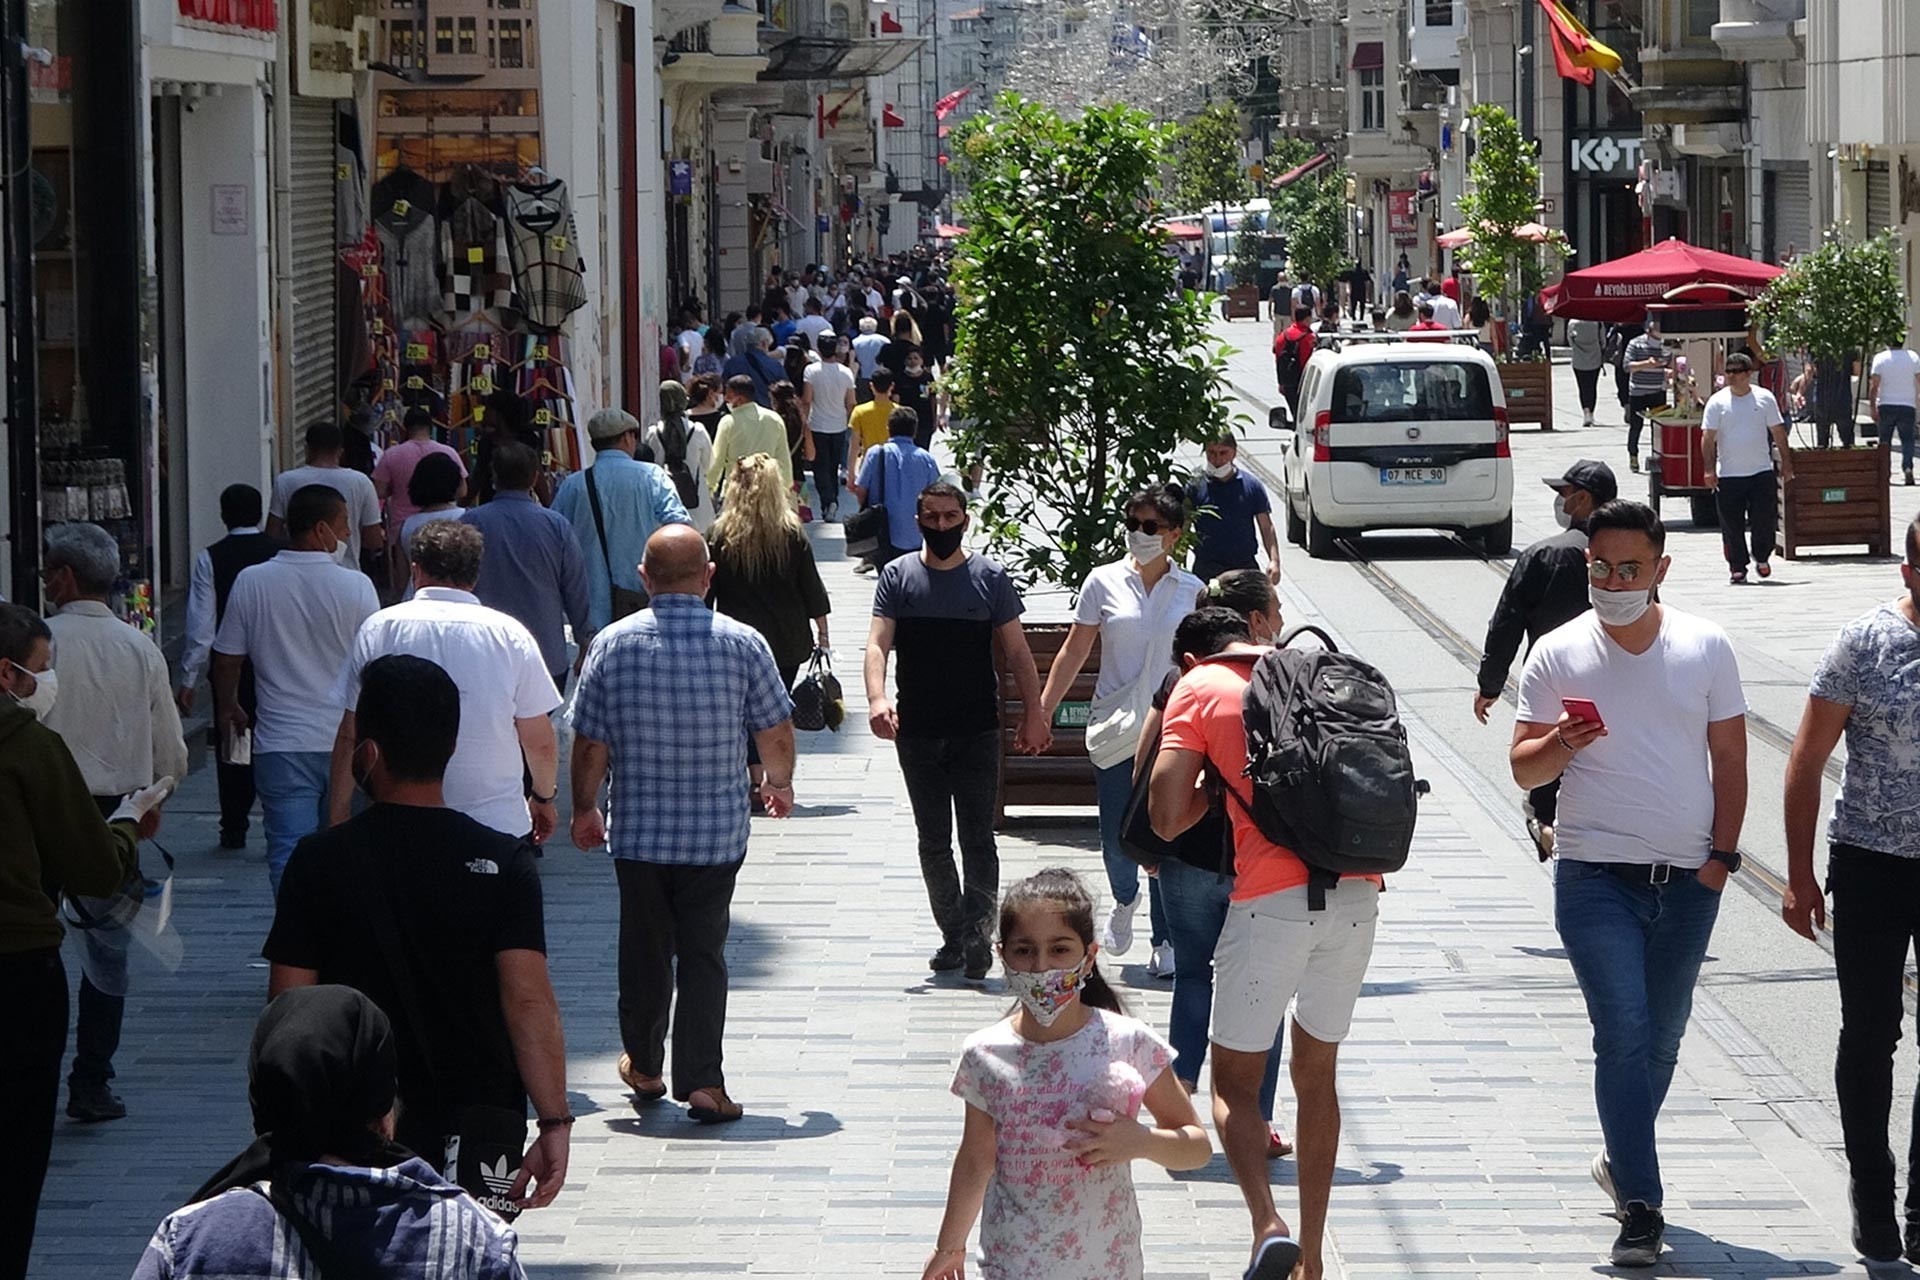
[926,869,1212,1280]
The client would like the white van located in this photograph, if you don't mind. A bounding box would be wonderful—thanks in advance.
[1275,338,1515,557]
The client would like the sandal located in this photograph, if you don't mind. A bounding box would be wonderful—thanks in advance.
[686,1086,744,1125]
[1245,1234,1303,1280]
[618,1053,668,1103]
[1267,1127,1293,1159]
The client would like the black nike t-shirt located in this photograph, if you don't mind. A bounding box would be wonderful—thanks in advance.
[263,804,545,1150]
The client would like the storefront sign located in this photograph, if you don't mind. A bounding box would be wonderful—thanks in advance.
[669,159,693,196]
[211,185,248,236]
[294,0,373,98]
[177,0,279,33]
[1388,190,1417,236]
[1570,134,1645,176]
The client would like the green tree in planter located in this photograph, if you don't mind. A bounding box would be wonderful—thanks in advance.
[948,95,1240,591]
[1280,169,1347,299]
[1227,211,1264,286]
[1455,104,1569,337]
[1748,228,1907,428]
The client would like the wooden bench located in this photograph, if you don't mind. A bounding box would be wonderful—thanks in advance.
[996,621,1099,826]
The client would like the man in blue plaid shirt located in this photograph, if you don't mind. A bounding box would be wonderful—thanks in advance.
[570,525,795,1125]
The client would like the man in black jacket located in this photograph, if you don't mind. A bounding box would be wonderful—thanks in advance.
[1473,460,1617,857]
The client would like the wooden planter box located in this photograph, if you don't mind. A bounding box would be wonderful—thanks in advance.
[1223,284,1262,319]
[1497,359,1555,428]
[996,622,1098,825]
[1782,444,1894,559]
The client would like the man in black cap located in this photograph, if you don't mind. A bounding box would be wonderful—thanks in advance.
[1473,459,1619,857]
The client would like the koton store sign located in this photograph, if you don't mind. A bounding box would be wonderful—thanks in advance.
[1570,134,1643,176]
[178,0,279,33]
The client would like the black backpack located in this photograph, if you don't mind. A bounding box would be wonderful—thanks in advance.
[1232,626,1428,908]
[659,420,700,508]
[1275,337,1303,393]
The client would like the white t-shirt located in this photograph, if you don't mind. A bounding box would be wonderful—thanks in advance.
[1073,558,1203,767]
[677,328,705,364]
[1701,385,1783,478]
[212,550,380,754]
[1872,347,1920,407]
[270,465,383,564]
[796,314,835,347]
[804,359,856,434]
[1427,294,1462,329]
[1516,608,1747,868]
[330,587,562,837]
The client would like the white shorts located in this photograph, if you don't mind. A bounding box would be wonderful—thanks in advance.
[1211,879,1380,1052]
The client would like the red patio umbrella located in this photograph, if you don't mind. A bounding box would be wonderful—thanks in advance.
[1161,221,1205,240]
[1544,238,1783,323]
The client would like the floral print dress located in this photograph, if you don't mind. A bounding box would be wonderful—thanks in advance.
[950,1008,1175,1280]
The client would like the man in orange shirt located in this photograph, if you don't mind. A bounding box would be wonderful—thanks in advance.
[1149,652,1382,1280]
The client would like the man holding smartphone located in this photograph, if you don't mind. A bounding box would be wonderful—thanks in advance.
[1508,500,1749,1269]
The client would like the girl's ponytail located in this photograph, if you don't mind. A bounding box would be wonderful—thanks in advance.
[1079,960,1125,1016]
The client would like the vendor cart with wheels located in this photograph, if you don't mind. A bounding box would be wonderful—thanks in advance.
[1642,289,1761,529]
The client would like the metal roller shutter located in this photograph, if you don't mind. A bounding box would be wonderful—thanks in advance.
[288,98,338,435]
[1867,162,1894,234]
[1766,164,1810,261]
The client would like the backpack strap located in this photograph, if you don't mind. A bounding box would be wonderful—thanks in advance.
[584,465,615,582]
[1219,782,1333,912]
[1278,623,1339,652]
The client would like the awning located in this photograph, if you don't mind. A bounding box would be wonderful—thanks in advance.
[1161,221,1205,239]
[1436,221,1556,249]
[936,222,968,238]
[1544,237,1784,322]
[1272,151,1335,188]
[834,34,924,77]
[1351,41,1383,71]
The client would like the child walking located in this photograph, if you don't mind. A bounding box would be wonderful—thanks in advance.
[926,868,1211,1280]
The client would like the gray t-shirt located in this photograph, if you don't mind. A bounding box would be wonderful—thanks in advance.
[873,552,1024,738]
[1626,334,1669,399]
[1809,602,1920,857]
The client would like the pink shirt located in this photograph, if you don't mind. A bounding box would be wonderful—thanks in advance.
[373,438,467,526]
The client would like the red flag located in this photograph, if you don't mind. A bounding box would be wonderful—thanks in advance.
[879,9,902,33]
[934,87,972,120]
[1536,0,1621,86]
[938,124,951,139]
[936,153,949,167]
[882,103,907,128]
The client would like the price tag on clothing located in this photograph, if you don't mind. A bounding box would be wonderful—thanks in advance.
[549,234,568,252]
[474,405,487,422]
[471,374,494,394]
[405,375,425,390]
[534,408,553,426]
[468,245,485,264]
[383,378,396,391]
[372,319,385,334]
[336,163,349,182]
[406,342,429,361]
[473,344,490,360]
[363,264,380,277]
[393,199,411,216]
[533,344,549,361]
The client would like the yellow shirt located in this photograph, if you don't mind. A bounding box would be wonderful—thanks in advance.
[850,399,895,458]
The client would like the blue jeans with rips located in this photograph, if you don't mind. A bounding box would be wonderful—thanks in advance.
[1554,857,1722,1207]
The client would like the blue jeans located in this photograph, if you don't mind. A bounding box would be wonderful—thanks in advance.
[1883,404,1916,474]
[1094,761,1166,946]
[1157,857,1284,1117]
[1554,859,1722,1207]
[255,751,332,896]
[812,429,850,515]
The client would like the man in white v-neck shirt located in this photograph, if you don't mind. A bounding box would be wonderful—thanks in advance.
[1702,351,1793,583]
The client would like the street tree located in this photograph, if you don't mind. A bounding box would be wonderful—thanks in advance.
[1280,168,1347,298]
[947,94,1241,591]
[1173,102,1251,283]
[1455,104,1569,318]
[1748,227,1907,421]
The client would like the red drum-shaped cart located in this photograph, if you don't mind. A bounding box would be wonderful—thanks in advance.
[1643,287,1760,528]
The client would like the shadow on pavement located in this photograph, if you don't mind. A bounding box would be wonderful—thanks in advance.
[604,1107,842,1143]
[1588,1222,1845,1278]
[1169,1156,1403,1190]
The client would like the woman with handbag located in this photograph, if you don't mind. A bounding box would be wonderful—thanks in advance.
[708,454,830,798]
[1037,484,1202,979]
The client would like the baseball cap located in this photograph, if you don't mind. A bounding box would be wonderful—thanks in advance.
[1724,351,1755,373]
[1543,459,1618,504]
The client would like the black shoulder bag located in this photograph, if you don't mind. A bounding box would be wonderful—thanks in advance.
[842,444,889,559]
[584,466,647,620]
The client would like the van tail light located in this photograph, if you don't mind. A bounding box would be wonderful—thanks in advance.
[1312,410,1332,462]
[1494,406,1511,459]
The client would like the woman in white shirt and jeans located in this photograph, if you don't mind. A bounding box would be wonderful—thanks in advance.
[1038,485,1203,976]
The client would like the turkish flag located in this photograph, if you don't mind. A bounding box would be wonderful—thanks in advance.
[880,10,903,33]
[934,87,972,120]
[882,103,907,128]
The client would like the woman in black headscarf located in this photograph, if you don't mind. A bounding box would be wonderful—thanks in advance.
[132,987,525,1279]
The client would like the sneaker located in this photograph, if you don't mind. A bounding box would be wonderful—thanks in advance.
[1629,454,1641,473]
[962,936,993,983]
[67,1082,127,1123]
[825,503,840,523]
[1730,568,1748,584]
[853,560,877,575]
[219,830,247,850]
[1591,1150,1621,1217]
[1756,560,1772,578]
[929,941,966,972]
[1611,1201,1663,1267]
[1147,942,1177,978]
[1103,896,1140,956]
[1905,468,1915,487]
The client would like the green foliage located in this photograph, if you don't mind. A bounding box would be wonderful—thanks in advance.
[1280,170,1347,295]
[1748,228,1907,365]
[1227,211,1264,286]
[1173,102,1251,215]
[948,94,1244,591]
[1455,104,1569,313]
[1261,138,1319,227]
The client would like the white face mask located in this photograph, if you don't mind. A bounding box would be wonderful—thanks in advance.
[1005,957,1091,1027]
[8,664,57,720]
[1127,529,1168,564]
[1589,582,1654,627]
[1204,461,1235,480]
[1553,494,1574,529]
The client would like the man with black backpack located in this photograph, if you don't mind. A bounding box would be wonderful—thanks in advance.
[1149,617,1414,1280]
[1274,306,1316,416]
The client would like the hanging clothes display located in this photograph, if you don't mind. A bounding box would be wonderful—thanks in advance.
[335,105,369,249]
[441,166,514,323]
[517,334,583,471]
[503,177,589,332]
[372,166,442,327]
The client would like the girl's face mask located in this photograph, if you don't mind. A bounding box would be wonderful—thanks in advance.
[1005,956,1090,1027]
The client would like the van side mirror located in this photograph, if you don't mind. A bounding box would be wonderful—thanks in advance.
[1269,403,1294,432]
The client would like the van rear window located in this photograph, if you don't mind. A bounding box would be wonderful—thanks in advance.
[1329,362,1496,423]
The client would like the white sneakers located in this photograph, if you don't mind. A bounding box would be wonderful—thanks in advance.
[1104,896,1139,955]
[1147,942,1177,978]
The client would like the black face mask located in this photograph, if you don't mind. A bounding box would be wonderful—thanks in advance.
[920,522,965,559]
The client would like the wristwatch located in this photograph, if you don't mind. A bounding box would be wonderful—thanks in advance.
[1707,848,1742,873]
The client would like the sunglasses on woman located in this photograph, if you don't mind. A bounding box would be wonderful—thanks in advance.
[1124,517,1168,535]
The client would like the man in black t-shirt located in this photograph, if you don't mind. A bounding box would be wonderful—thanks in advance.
[864,483,1050,981]
[264,654,571,1213]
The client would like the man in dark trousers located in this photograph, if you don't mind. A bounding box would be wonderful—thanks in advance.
[1473,460,1618,857]
[177,484,281,848]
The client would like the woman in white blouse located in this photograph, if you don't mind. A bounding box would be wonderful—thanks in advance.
[640,380,715,532]
[1038,484,1203,978]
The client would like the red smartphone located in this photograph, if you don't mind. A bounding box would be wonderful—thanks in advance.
[1562,697,1605,730]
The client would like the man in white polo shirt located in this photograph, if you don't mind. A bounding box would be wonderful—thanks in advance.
[1702,351,1794,584]
[213,485,380,895]
[325,520,562,844]
[1870,339,1920,487]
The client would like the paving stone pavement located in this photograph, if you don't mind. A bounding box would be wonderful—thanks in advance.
[31,496,1868,1278]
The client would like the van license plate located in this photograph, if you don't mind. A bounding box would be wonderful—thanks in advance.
[1381,467,1447,485]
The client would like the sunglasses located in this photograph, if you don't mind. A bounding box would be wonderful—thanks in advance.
[1588,559,1650,584]
[1125,517,1170,535]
